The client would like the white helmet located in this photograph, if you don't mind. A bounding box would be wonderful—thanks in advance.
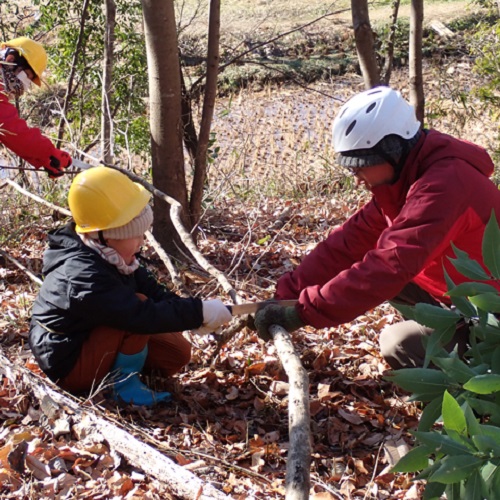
[333,86,421,153]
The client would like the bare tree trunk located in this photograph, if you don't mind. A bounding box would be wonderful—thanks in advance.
[351,0,380,89]
[141,0,191,255]
[56,0,91,148]
[409,0,424,123]
[381,0,401,84]
[101,0,116,164]
[180,69,199,162]
[189,0,220,229]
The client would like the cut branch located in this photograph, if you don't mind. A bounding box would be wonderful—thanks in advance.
[269,325,311,499]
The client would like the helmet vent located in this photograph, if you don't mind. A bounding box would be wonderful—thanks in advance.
[345,120,356,136]
[366,102,376,114]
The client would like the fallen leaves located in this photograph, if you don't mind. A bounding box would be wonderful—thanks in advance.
[0,196,427,498]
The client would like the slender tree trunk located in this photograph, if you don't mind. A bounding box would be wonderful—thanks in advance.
[409,0,424,123]
[56,0,91,148]
[189,0,220,229]
[381,0,401,84]
[351,0,380,89]
[141,0,191,255]
[101,0,116,164]
[180,69,199,162]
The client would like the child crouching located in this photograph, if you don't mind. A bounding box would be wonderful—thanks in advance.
[29,166,232,406]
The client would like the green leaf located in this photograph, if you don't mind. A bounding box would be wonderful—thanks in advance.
[476,424,500,454]
[444,269,478,317]
[443,391,467,436]
[389,301,416,321]
[469,292,500,313]
[449,243,491,281]
[465,469,488,500]
[413,431,473,456]
[419,395,444,431]
[465,397,500,425]
[464,403,482,437]
[472,434,500,456]
[385,368,453,402]
[485,465,500,500]
[492,346,500,374]
[422,481,446,499]
[413,303,461,330]
[446,282,499,297]
[432,357,476,384]
[483,211,500,279]
[391,444,431,473]
[444,481,463,500]
[429,455,484,484]
[464,374,500,394]
[257,235,271,245]
[422,329,454,369]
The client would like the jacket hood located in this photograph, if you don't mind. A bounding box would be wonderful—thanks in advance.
[42,223,86,275]
[409,129,494,180]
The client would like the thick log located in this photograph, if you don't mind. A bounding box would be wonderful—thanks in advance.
[0,350,230,500]
[269,324,311,500]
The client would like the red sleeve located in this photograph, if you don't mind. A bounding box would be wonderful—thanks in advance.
[284,164,481,329]
[275,199,387,299]
[0,84,58,169]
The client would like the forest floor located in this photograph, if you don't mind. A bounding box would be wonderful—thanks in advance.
[1,2,500,499]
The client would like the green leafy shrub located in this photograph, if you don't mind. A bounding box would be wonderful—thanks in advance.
[386,211,500,499]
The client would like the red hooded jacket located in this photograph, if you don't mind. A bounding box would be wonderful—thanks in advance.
[276,130,500,329]
[0,78,59,169]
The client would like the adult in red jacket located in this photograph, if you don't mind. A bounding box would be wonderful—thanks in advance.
[254,86,500,369]
[0,36,71,177]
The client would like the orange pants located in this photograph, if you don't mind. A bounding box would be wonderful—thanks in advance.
[59,327,191,393]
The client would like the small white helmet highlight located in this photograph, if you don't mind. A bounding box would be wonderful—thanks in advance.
[333,86,421,153]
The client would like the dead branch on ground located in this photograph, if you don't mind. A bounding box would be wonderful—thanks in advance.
[0,349,230,500]
[269,324,311,500]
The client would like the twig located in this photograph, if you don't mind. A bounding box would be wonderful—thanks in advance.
[3,178,71,217]
[363,441,385,500]
[0,249,42,286]
[145,230,189,295]
[189,4,350,98]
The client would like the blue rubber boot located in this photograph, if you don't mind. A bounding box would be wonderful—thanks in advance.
[110,346,172,406]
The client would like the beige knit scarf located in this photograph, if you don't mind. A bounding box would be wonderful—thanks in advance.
[79,234,140,275]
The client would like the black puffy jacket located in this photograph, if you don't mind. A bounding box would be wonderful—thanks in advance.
[29,223,203,381]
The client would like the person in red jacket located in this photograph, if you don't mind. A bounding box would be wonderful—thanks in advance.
[0,36,72,178]
[254,86,500,369]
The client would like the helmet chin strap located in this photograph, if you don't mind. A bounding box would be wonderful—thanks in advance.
[98,230,108,246]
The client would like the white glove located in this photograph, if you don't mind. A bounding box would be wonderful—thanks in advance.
[193,299,233,336]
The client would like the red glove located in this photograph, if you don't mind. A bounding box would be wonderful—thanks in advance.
[44,150,72,178]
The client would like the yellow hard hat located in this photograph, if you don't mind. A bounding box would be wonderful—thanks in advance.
[68,166,151,233]
[1,36,47,86]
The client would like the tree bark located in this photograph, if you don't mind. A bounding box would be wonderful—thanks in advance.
[381,0,401,84]
[101,0,116,164]
[269,325,311,500]
[351,0,380,89]
[409,0,424,123]
[189,0,221,229]
[141,0,191,255]
[56,0,91,148]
